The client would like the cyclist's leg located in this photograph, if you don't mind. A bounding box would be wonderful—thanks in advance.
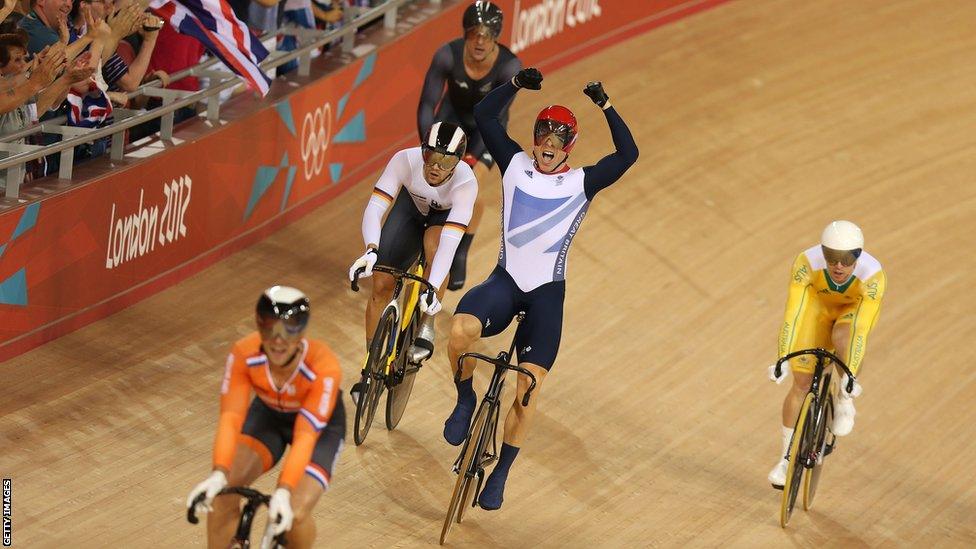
[782,300,831,427]
[408,224,447,361]
[449,266,519,379]
[444,266,519,445]
[480,280,563,510]
[209,400,286,546]
[287,401,345,548]
[366,191,425,344]
[830,308,858,435]
[770,299,831,485]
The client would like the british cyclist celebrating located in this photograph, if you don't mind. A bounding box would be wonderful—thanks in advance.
[767,221,886,488]
[185,286,345,548]
[418,0,522,290]
[348,122,478,372]
[442,68,639,510]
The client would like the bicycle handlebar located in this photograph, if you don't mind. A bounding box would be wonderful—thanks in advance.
[186,486,270,524]
[351,264,435,295]
[775,348,857,394]
[458,351,539,407]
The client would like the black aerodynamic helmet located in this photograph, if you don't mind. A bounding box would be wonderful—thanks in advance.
[462,1,503,38]
[256,285,310,337]
[422,121,468,170]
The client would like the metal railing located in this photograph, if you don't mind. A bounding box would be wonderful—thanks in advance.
[0,0,444,200]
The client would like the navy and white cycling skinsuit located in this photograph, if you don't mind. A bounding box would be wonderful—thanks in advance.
[455,81,639,370]
[417,39,522,168]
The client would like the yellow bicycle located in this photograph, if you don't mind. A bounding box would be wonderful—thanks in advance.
[350,263,434,445]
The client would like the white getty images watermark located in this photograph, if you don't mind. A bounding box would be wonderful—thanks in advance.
[509,0,603,54]
[3,478,11,547]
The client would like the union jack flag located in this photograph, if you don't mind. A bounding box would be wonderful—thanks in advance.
[66,82,114,128]
[149,0,272,96]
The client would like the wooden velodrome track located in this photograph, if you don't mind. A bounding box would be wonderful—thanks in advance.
[2,0,975,546]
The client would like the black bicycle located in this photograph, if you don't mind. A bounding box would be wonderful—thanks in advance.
[351,263,435,445]
[439,313,537,545]
[774,348,857,527]
[187,487,287,548]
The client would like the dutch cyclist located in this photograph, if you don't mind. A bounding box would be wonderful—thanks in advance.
[185,287,345,548]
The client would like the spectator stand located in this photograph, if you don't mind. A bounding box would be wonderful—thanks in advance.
[0,0,432,203]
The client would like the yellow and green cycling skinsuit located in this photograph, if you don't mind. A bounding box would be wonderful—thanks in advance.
[779,245,886,375]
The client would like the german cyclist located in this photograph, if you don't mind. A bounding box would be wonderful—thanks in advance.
[348,122,478,379]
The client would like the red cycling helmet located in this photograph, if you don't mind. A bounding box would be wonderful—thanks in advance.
[534,105,578,153]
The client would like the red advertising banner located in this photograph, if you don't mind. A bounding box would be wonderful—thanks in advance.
[0,0,727,361]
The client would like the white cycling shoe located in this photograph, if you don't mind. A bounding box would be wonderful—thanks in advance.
[768,457,789,489]
[832,395,856,436]
[407,322,435,364]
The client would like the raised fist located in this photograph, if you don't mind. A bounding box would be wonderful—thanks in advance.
[513,68,543,90]
[583,81,610,108]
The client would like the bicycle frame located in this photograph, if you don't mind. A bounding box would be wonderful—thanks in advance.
[452,314,538,490]
[775,348,856,469]
[352,263,432,379]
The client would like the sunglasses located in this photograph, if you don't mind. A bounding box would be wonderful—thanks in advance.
[821,246,861,267]
[422,149,461,171]
[256,315,307,341]
[534,121,571,148]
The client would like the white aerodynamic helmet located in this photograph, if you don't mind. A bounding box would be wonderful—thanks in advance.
[821,220,863,251]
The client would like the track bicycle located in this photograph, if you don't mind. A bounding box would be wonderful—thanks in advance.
[440,312,537,545]
[187,486,287,549]
[773,348,857,527]
[351,263,435,445]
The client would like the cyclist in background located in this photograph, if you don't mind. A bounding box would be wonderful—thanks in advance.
[767,221,886,488]
[417,1,522,290]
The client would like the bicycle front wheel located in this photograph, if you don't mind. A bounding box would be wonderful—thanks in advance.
[781,392,815,528]
[440,402,490,545]
[354,306,396,445]
[803,387,834,510]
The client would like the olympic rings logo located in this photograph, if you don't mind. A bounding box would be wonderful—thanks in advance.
[301,103,333,180]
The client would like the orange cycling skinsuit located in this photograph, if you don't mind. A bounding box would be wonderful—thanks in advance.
[214,333,345,490]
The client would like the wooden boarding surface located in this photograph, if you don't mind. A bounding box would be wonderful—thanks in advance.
[1,0,974,546]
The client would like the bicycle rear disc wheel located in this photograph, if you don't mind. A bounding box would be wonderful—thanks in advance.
[386,367,418,430]
[781,392,815,528]
[803,390,833,510]
[386,315,420,430]
[440,403,489,545]
[354,307,395,445]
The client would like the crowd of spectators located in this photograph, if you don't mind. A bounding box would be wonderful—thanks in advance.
[1,0,363,190]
